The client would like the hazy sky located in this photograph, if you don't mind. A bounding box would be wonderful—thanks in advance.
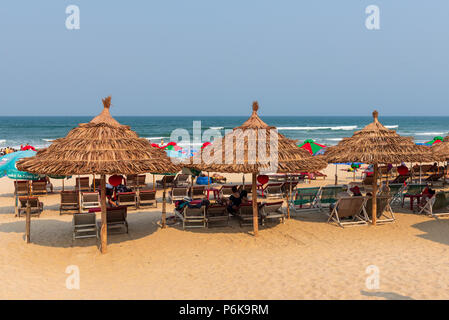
[1,1,448,116]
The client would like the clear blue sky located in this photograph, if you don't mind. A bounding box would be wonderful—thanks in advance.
[0,1,448,116]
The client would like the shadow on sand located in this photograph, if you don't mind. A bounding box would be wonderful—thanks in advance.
[411,218,449,246]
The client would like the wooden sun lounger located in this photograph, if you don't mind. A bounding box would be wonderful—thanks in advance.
[18,196,43,218]
[176,205,206,229]
[117,192,137,209]
[238,203,260,227]
[219,185,238,199]
[60,191,80,215]
[389,175,409,185]
[257,183,284,199]
[327,197,368,228]
[317,186,346,209]
[170,187,189,203]
[156,175,175,188]
[96,206,128,234]
[81,192,100,212]
[174,174,190,187]
[14,181,30,196]
[260,201,285,225]
[137,190,157,208]
[31,181,47,195]
[291,186,321,211]
[190,185,206,200]
[75,177,90,192]
[73,213,98,240]
[206,204,229,227]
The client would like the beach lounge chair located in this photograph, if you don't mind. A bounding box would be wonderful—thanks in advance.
[75,177,90,192]
[291,187,321,211]
[156,175,175,188]
[425,173,444,184]
[117,192,137,209]
[365,195,395,224]
[362,175,374,186]
[190,185,206,200]
[327,197,368,227]
[60,191,80,215]
[72,213,98,240]
[206,204,229,227]
[260,201,285,225]
[81,192,100,212]
[317,186,346,209]
[257,183,284,199]
[176,205,206,229]
[238,202,260,227]
[97,206,128,234]
[14,181,30,196]
[31,181,47,195]
[137,190,157,208]
[418,191,449,219]
[174,174,190,187]
[18,196,43,217]
[137,174,147,188]
[170,187,189,203]
[219,185,238,199]
[126,174,138,189]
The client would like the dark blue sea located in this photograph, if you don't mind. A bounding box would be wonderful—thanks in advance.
[0,116,447,149]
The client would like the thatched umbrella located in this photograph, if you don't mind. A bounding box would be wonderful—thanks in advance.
[432,135,449,181]
[189,101,327,235]
[17,96,179,253]
[324,110,434,225]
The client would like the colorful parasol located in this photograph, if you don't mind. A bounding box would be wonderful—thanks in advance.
[424,136,443,146]
[298,139,327,155]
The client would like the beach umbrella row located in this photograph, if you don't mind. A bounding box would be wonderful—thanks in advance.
[17,97,180,253]
[324,110,435,225]
[188,101,327,236]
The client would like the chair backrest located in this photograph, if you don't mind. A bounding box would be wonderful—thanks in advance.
[15,181,29,194]
[363,175,374,185]
[220,185,237,195]
[175,174,189,182]
[19,197,39,207]
[172,187,188,197]
[432,192,447,210]
[365,196,390,218]
[73,213,96,226]
[239,204,253,215]
[61,191,79,204]
[76,177,90,188]
[184,206,204,217]
[82,192,99,203]
[388,184,404,195]
[191,186,205,196]
[295,187,321,197]
[126,174,137,187]
[139,190,156,200]
[163,175,176,183]
[32,181,46,190]
[118,192,136,202]
[265,183,283,193]
[107,206,127,222]
[426,173,443,181]
[335,197,365,218]
[262,201,283,213]
[137,174,146,185]
[392,175,409,184]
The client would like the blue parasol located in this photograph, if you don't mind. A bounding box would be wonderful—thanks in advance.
[0,151,43,180]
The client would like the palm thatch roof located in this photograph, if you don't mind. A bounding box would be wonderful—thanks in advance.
[17,96,180,175]
[432,135,449,160]
[189,101,327,173]
[324,110,434,164]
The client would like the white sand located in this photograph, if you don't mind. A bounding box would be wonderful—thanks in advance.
[0,166,448,300]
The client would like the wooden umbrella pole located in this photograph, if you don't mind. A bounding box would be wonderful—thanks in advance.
[162,180,166,228]
[100,174,107,254]
[25,198,31,243]
[93,174,95,191]
[372,164,378,226]
[153,174,155,191]
[334,164,338,185]
[284,174,290,219]
[252,172,259,236]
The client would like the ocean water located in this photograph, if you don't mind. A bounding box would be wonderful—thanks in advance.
[0,116,448,150]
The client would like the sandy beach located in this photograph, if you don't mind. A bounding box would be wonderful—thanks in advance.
[1,165,448,300]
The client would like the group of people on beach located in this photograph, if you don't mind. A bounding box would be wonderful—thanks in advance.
[0,147,17,156]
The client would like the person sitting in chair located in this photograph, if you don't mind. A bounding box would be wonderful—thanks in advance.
[226,186,242,216]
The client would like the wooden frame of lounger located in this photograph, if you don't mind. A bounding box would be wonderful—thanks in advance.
[75,177,90,192]
[238,203,260,227]
[190,185,206,200]
[365,195,395,224]
[156,175,175,188]
[258,183,284,199]
[59,191,80,215]
[72,213,98,240]
[96,207,128,234]
[219,184,239,199]
[174,174,190,187]
[31,181,47,195]
[327,197,368,228]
